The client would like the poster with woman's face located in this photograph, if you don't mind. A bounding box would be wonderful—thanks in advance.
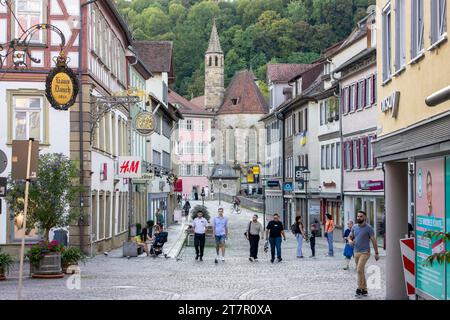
[416,158,445,219]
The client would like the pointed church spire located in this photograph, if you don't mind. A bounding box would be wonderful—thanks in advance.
[206,18,223,54]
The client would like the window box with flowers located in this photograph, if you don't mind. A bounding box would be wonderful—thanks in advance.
[27,240,64,278]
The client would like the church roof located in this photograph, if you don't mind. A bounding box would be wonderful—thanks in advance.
[168,90,214,116]
[191,95,205,108]
[206,20,223,54]
[217,70,269,115]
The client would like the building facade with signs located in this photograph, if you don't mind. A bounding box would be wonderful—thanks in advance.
[373,0,449,300]
[169,89,214,200]
[0,0,79,252]
[333,14,385,248]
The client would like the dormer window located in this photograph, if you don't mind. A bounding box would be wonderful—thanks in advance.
[231,97,240,105]
[296,78,302,97]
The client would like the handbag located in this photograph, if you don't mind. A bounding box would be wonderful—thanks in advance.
[343,243,354,258]
[244,222,251,239]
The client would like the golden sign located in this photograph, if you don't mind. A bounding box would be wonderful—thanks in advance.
[51,72,73,105]
[134,111,155,136]
[252,166,260,175]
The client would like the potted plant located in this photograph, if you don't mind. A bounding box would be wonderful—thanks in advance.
[0,250,14,281]
[61,247,87,274]
[27,240,64,278]
[190,205,211,222]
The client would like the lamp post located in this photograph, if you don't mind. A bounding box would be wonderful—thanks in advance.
[218,168,223,205]
[302,168,310,235]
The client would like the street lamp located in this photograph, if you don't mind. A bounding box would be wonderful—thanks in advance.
[302,168,311,235]
[218,168,223,205]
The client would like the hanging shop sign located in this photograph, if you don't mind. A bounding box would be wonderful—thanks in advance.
[134,111,155,136]
[118,156,142,178]
[45,54,78,111]
[381,91,400,118]
[358,180,384,191]
[283,182,293,192]
[267,180,280,188]
[323,181,336,188]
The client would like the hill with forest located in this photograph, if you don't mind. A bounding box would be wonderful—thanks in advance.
[116,0,376,99]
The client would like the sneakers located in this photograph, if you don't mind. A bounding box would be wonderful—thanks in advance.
[277,257,283,262]
[361,289,368,296]
[297,256,304,258]
[254,258,258,262]
[199,256,203,261]
[249,257,254,262]
[221,256,225,262]
[271,258,275,263]
[195,255,199,261]
[343,265,349,270]
[355,289,362,297]
[215,258,218,264]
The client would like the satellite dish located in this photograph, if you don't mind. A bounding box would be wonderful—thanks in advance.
[0,150,7,174]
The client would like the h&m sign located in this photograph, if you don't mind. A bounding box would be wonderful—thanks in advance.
[118,156,142,178]
[381,91,400,118]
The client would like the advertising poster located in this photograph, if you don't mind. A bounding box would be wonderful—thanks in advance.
[446,157,450,300]
[415,158,446,300]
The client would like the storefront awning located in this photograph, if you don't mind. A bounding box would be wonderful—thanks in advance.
[174,179,183,192]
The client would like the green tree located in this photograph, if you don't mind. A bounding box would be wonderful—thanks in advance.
[5,153,81,240]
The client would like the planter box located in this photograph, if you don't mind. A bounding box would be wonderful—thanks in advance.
[30,253,63,278]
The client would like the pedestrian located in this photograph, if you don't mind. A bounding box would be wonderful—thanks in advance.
[183,200,191,219]
[348,210,380,297]
[293,216,306,258]
[201,187,206,202]
[212,207,228,263]
[325,213,335,256]
[309,223,316,257]
[343,220,354,270]
[245,214,264,262]
[191,211,208,261]
[265,213,286,263]
[156,209,165,231]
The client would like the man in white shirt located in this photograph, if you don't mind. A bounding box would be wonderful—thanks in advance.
[191,211,208,261]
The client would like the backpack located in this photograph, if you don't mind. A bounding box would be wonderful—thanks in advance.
[290,223,297,235]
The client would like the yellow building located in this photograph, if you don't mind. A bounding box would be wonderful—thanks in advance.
[373,0,449,300]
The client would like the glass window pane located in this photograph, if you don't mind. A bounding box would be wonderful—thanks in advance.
[29,111,41,139]
[15,112,27,139]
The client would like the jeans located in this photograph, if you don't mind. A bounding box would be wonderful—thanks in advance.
[194,233,205,257]
[296,234,303,257]
[269,236,282,260]
[310,237,315,256]
[249,234,260,259]
[326,232,334,256]
[355,252,371,290]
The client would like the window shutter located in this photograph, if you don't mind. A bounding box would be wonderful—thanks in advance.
[304,108,308,132]
[356,139,361,169]
[355,83,359,109]
[346,87,350,113]
[372,135,378,167]
[371,75,376,104]
[363,137,368,168]
[292,113,296,134]
[341,88,345,114]
[343,142,347,170]
[362,80,366,107]
[349,141,353,170]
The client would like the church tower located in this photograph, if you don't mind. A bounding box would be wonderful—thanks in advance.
[204,19,224,112]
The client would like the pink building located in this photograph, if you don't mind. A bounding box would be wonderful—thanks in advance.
[169,89,214,199]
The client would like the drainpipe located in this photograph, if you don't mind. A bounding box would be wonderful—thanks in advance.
[276,112,286,228]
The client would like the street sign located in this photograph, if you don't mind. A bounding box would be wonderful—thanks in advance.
[118,157,142,178]
[11,140,39,180]
[0,177,7,197]
[0,150,7,174]
[295,166,305,181]
[283,182,293,192]
[45,55,78,111]
[267,180,280,188]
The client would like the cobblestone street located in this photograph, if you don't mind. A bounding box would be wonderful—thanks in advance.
[0,201,386,300]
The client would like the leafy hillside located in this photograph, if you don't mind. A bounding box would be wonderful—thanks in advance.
[116,0,376,99]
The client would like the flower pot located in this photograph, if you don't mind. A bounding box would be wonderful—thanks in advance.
[30,253,64,279]
[0,267,6,281]
[334,114,339,121]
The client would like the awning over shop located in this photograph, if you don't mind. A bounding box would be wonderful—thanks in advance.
[174,179,183,192]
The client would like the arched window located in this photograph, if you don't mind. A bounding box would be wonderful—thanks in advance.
[209,56,212,66]
[221,56,223,66]
[215,56,218,66]
[247,128,257,163]
[226,127,235,162]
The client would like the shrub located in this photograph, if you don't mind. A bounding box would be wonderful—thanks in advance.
[27,240,64,267]
[190,205,211,221]
[0,250,14,275]
[61,247,87,266]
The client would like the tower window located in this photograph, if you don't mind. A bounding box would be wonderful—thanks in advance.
[209,56,212,66]
[231,97,240,105]
[215,56,218,66]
